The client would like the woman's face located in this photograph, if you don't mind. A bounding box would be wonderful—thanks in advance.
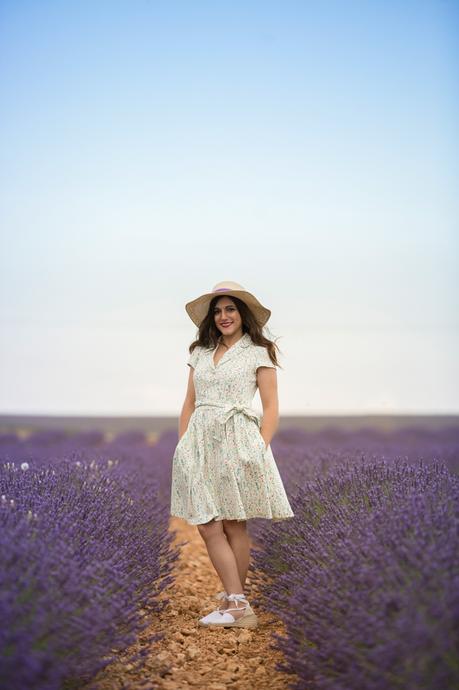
[213,297,243,337]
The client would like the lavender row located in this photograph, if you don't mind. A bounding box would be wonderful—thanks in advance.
[269,425,459,492]
[0,431,181,690]
[247,427,459,690]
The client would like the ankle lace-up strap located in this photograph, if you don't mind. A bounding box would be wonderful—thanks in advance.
[215,591,228,600]
[225,593,248,610]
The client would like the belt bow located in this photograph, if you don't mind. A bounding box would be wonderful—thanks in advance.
[215,403,260,442]
[195,400,260,442]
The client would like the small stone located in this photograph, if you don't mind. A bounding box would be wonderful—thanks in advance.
[187,671,206,685]
[167,641,182,654]
[219,671,234,683]
[185,645,199,660]
[187,596,201,612]
[156,651,172,664]
[236,630,253,644]
[158,664,173,678]
[198,665,213,675]
[181,627,196,636]
[247,656,263,667]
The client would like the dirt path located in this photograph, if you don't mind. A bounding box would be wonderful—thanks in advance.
[89,516,298,690]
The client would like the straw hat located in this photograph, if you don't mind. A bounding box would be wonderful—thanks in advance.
[185,281,271,328]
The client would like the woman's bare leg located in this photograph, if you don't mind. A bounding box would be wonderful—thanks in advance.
[196,518,243,596]
[222,519,250,590]
[196,518,249,620]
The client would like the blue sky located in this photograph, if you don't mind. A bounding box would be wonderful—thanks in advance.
[1,0,458,415]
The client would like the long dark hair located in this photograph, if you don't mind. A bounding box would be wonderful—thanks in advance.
[189,295,281,367]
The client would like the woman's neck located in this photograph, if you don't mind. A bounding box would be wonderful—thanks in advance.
[218,330,244,349]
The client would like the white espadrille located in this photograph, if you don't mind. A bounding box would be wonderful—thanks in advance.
[199,609,228,625]
[198,593,258,629]
[197,591,228,625]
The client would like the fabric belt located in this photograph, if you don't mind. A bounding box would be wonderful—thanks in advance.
[194,400,261,442]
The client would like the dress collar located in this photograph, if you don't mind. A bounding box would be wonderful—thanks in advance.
[209,332,252,368]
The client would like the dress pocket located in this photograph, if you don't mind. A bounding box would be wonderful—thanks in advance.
[176,427,190,449]
[255,427,267,453]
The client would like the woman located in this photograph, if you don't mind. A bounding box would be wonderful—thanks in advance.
[170,281,294,629]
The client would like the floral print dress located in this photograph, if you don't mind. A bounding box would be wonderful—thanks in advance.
[170,332,295,525]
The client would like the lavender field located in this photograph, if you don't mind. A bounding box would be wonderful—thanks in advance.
[1,422,458,690]
[0,429,181,690]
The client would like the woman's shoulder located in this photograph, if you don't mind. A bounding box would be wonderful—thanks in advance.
[248,340,268,353]
[250,341,277,369]
[187,343,206,368]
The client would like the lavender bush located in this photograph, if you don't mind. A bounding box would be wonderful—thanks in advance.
[249,457,459,690]
[0,436,181,690]
[262,426,459,501]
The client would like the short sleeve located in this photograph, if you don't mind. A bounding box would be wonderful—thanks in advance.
[187,346,201,369]
[254,346,276,371]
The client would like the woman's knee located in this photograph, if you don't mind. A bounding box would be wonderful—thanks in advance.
[222,518,247,539]
[196,518,224,541]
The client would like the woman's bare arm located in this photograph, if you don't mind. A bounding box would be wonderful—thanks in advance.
[257,367,279,448]
[178,367,197,439]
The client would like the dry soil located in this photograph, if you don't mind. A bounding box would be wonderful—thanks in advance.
[87,516,298,690]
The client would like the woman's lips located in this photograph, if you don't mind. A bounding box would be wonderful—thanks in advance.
[221,322,232,327]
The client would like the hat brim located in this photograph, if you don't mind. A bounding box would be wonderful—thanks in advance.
[185,290,271,328]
